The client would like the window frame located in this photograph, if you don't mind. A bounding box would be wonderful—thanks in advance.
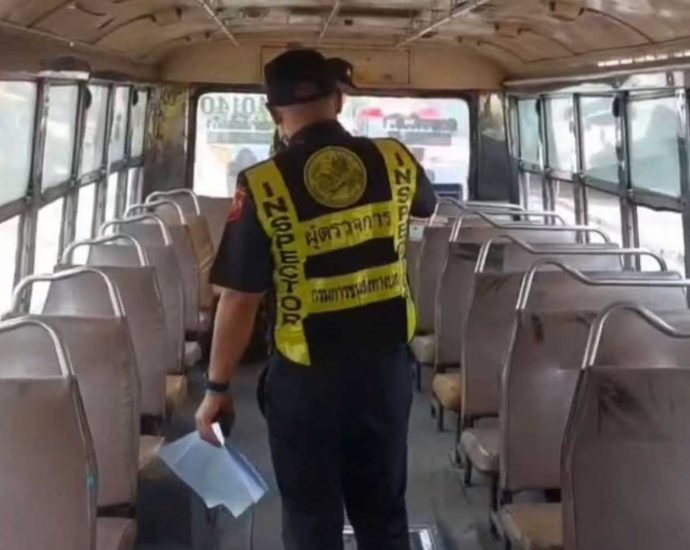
[0,75,152,310]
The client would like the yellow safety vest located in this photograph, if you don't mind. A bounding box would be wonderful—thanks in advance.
[245,139,417,365]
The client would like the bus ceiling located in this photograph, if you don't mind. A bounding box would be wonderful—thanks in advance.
[2,1,690,87]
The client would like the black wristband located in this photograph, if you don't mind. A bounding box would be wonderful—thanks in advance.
[205,377,230,394]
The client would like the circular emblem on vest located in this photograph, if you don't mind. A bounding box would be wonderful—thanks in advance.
[304,147,367,209]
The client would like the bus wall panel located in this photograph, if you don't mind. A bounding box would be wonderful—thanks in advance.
[160,42,505,90]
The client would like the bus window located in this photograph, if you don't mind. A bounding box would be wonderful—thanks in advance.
[42,85,78,189]
[545,98,575,172]
[581,96,618,183]
[75,183,96,242]
[105,173,119,221]
[130,90,148,158]
[81,85,108,175]
[517,98,540,166]
[110,86,130,164]
[33,198,64,309]
[523,172,545,210]
[194,92,273,198]
[341,96,469,197]
[586,187,622,244]
[127,167,141,206]
[0,81,36,204]
[193,93,470,198]
[0,216,19,313]
[637,207,685,274]
[553,180,577,224]
[629,96,681,197]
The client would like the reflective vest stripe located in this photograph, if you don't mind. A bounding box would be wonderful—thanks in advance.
[246,161,312,366]
[301,202,393,256]
[308,261,405,314]
[374,139,418,340]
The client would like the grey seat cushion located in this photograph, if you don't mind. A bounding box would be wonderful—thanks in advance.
[411,334,435,364]
[460,425,500,474]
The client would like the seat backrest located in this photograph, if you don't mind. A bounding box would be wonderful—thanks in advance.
[406,237,422,299]
[142,199,216,311]
[466,270,683,421]
[0,319,96,550]
[119,218,201,333]
[415,225,452,333]
[500,290,687,495]
[563,366,690,550]
[12,315,139,509]
[197,195,232,252]
[433,237,621,369]
[498,242,622,273]
[45,265,169,418]
[80,235,186,371]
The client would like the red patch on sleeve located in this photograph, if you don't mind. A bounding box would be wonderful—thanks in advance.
[227,187,247,222]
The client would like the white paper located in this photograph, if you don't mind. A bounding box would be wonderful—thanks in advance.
[158,424,269,517]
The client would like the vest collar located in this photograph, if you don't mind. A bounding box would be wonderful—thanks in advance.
[288,120,348,146]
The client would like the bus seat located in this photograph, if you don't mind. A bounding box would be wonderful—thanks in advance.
[139,434,164,471]
[500,502,563,550]
[431,372,462,420]
[85,239,187,373]
[413,225,452,335]
[120,219,205,336]
[5,314,140,511]
[406,237,422,299]
[462,269,682,492]
[97,518,137,550]
[0,319,96,550]
[410,334,435,364]
[197,195,232,252]
[142,199,216,316]
[498,294,687,549]
[166,373,188,416]
[46,266,170,422]
[428,237,618,430]
[459,424,500,474]
[563,366,690,550]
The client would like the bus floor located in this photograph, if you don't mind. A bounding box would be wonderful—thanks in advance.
[136,362,500,550]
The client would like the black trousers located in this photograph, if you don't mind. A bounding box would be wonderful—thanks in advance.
[264,345,414,550]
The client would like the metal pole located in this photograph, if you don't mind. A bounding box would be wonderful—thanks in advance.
[617,91,638,268]
[572,94,588,236]
[678,89,690,300]
[15,80,49,306]
[94,84,116,232]
[62,82,89,251]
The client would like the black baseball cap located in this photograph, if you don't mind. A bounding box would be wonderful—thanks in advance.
[327,57,357,89]
[264,49,338,107]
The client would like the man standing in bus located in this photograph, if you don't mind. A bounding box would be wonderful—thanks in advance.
[196,49,436,550]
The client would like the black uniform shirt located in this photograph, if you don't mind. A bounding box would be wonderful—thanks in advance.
[211,120,437,358]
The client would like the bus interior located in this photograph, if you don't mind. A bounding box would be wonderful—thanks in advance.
[2,1,690,549]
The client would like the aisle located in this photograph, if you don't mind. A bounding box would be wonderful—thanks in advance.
[136,362,500,550]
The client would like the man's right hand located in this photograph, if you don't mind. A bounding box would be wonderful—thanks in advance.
[195,392,235,447]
